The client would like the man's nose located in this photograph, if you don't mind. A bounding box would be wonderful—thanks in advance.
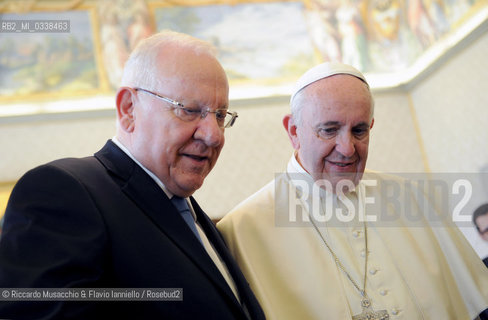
[194,113,224,148]
[335,133,355,158]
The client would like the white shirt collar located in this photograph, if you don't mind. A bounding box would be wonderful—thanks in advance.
[287,152,309,176]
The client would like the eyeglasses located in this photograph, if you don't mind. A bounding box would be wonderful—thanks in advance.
[134,87,238,128]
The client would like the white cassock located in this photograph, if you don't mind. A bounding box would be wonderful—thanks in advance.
[217,155,488,320]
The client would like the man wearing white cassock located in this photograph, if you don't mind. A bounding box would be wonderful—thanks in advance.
[217,62,488,320]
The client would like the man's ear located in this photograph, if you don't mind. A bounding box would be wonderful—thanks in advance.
[370,117,375,130]
[283,114,300,150]
[116,87,137,133]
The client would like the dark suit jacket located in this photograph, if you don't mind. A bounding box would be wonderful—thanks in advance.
[0,140,265,320]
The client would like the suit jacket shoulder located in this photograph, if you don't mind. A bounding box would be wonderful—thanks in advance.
[0,140,265,320]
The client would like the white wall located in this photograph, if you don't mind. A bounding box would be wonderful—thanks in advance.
[410,29,488,258]
[0,113,116,182]
[411,28,488,173]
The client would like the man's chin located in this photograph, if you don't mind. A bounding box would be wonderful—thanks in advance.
[313,172,361,193]
[174,174,206,197]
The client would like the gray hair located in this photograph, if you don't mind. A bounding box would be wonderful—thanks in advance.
[120,30,218,91]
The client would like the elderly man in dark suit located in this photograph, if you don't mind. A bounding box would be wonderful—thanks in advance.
[0,30,264,320]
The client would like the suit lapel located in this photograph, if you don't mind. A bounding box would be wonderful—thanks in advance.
[191,198,265,320]
[94,141,242,309]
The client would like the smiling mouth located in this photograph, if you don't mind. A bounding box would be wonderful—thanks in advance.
[184,154,208,162]
[328,161,354,167]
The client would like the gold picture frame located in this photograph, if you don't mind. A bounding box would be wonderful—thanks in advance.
[0,3,109,104]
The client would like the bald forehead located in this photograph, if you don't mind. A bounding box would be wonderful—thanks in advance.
[301,74,371,102]
[296,74,374,120]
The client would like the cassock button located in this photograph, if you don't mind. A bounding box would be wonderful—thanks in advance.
[391,308,400,315]
[379,289,388,296]
[352,230,360,238]
[369,268,378,275]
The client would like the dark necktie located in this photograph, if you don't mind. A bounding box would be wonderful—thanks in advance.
[171,196,203,244]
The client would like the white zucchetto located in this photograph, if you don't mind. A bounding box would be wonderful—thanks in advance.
[290,62,368,104]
